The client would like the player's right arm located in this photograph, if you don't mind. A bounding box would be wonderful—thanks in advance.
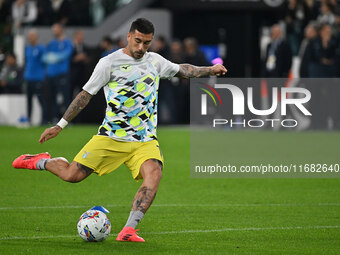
[39,56,110,144]
[39,90,92,144]
[62,90,93,122]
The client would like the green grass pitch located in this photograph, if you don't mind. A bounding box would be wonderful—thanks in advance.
[0,126,339,254]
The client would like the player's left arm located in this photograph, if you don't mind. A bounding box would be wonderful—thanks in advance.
[175,64,227,79]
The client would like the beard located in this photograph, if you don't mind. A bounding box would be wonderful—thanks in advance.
[132,50,144,59]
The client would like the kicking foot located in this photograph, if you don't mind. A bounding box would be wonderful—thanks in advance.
[12,152,51,170]
[116,227,145,242]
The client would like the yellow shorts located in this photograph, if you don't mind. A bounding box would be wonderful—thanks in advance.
[73,135,164,180]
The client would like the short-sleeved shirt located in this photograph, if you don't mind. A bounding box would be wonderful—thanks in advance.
[83,49,180,142]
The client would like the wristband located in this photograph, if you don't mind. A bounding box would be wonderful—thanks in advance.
[56,118,68,129]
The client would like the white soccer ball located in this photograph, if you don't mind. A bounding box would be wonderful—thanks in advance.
[77,210,111,242]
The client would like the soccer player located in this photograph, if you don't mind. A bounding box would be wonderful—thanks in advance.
[12,18,227,242]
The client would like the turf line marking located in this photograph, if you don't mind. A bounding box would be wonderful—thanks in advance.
[318,203,340,206]
[0,203,340,210]
[0,225,339,240]
[0,235,77,240]
[0,205,126,210]
[145,225,340,235]
[153,203,340,207]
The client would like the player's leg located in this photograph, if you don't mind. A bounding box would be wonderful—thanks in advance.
[130,159,162,213]
[117,158,162,242]
[13,136,120,183]
[45,159,93,183]
[12,152,93,183]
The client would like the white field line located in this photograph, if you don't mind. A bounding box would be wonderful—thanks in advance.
[0,225,339,241]
[145,225,340,235]
[0,203,340,211]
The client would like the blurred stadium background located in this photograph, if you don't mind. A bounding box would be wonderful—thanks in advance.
[0,0,339,127]
[0,0,339,254]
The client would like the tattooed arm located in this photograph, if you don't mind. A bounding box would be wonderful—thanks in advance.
[175,63,227,79]
[39,90,92,143]
[62,90,92,122]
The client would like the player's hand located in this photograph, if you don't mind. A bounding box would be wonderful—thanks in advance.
[39,126,62,144]
[210,64,228,76]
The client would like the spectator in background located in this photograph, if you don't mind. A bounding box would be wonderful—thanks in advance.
[305,23,337,129]
[334,8,340,129]
[151,36,170,58]
[43,23,73,122]
[263,25,292,130]
[90,0,105,26]
[36,0,71,26]
[100,36,115,57]
[71,30,90,98]
[35,0,53,25]
[263,24,292,78]
[116,37,127,49]
[184,37,209,66]
[50,0,71,25]
[0,47,5,68]
[112,37,127,52]
[327,0,337,9]
[169,40,184,64]
[181,37,209,124]
[335,7,340,33]
[24,29,47,125]
[285,0,314,56]
[169,39,185,124]
[317,1,336,25]
[307,23,337,77]
[298,22,318,77]
[0,53,23,94]
[0,0,11,24]
[12,0,38,67]
[0,22,12,53]
[0,0,13,52]
[151,36,174,124]
[335,8,340,76]
[11,0,37,34]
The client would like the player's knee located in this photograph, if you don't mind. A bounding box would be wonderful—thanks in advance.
[153,167,162,182]
[63,168,85,183]
[144,164,162,184]
[55,157,69,164]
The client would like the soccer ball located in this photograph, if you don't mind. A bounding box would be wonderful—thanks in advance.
[77,209,111,242]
